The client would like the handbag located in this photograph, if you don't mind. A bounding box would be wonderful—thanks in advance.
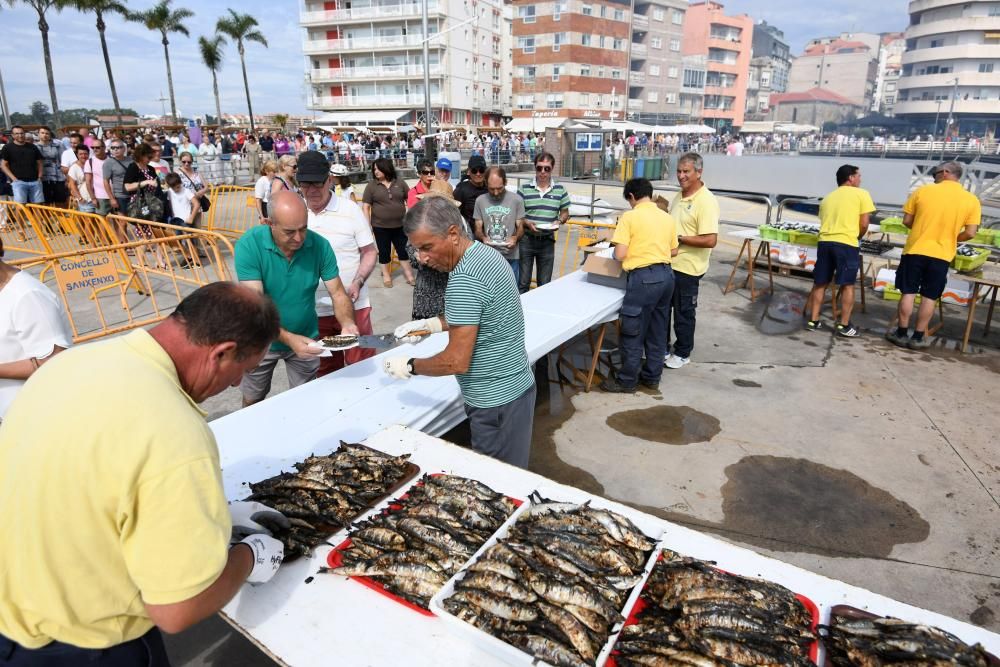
[180,170,211,212]
[127,190,164,221]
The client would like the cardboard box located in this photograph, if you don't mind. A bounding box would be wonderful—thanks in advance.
[582,253,627,289]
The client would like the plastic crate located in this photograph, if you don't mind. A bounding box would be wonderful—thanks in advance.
[879,217,909,235]
[758,225,778,240]
[883,286,921,304]
[972,228,994,245]
[951,248,989,272]
[773,228,792,242]
[789,230,819,247]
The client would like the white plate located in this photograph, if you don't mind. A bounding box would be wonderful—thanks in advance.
[534,223,559,231]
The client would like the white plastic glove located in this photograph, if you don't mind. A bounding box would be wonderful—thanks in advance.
[240,534,284,584]
[393,317,443,344]
[383,357,412,380]
[229,501,290,542]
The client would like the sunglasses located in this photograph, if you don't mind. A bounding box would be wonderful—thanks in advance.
[535,165,552,172]
[181,160,192,164]
[110,145,125,149]
[420,170,434,175]
[470,167,486,174]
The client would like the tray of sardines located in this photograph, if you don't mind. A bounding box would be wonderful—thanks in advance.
[820,604,999,667]
[321,473,522,614]
[607,549,820,666]
[241,441,419,561]
[430,490,661,667]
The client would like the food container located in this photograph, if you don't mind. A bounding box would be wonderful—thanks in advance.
[430,488,663,667]
[951,248,989,272]
[758,225,778,241]
[972,228,995,245]
[789,230,819,247]
[879,217,909,235]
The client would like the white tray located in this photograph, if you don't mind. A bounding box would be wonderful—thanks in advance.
[429,487,664,666]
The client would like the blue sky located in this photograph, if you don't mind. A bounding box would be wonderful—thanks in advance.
[1,0,910,118]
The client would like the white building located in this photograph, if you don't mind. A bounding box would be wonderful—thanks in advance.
[301,0,507,130]
[895,0,1000,133]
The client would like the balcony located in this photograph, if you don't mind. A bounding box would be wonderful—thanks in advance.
[901,43,1000,65]
[632,14,649,31]
[301,2,441,25]
[631,42,647,58]
[905,16,1000,40]
[311,93,445,108]
[894,98,1000,115]
[910,0,991,12]
[304,34,445,54]
[898,71,997,89]
[629,71,645,85]
[680,82,705,94]
[627,98,643,111]
[311,64,444,83]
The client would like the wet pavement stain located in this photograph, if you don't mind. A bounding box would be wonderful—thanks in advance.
[606,406,721,445]
[732,379,762,388]
[719,456,930,558]
[970,605,995,627]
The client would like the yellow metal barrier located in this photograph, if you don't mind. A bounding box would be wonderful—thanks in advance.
[554,219,618,279]
[0,200,54,258]
[205,185,260,240]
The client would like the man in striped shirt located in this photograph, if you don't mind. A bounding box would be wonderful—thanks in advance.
[516,152,570,293]
[383,197,537,468]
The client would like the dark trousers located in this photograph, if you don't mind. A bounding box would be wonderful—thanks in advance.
[465,383,537,468]
[665,270,702,359]
[617,264,674,387]
[0,627,170,666]
[517,234,555,294]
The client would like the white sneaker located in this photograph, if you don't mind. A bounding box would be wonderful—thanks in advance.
[664,354,690,369]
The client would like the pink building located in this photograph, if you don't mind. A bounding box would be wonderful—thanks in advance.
[682,1,753,129]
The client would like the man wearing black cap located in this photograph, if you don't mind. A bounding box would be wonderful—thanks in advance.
[453,155,488,229]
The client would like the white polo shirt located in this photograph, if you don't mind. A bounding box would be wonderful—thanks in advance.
[307,195,375,313]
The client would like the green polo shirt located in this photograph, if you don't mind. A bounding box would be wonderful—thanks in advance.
[234,224,339,351]
[517,180,570,238]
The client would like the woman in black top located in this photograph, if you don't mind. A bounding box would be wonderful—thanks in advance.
[123,143,168,268]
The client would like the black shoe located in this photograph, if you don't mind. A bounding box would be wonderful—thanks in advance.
[835,322,860,338]
[804,319,823,332]
[885,330,909,348]
[600,376,636,393]
[638,378,660,390]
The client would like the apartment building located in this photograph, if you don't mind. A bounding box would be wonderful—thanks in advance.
[876,32,906,115]
[510,0,631,128]
[787,37,878,110]
[895,0,1000,132]
[746,20,791,120]
[681,1,753,130]
[301,0,506,129]
[627,0,688,125]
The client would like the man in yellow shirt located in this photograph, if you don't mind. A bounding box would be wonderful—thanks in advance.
[665,153,719,369]
[805,164,876,337]
[886,161,980,350]
[602,178,679,393]
[0,283,287,665]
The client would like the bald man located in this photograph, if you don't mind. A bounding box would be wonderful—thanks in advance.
[234,190,358,406]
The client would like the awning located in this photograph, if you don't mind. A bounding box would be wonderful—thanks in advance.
[504,117,576,133]
[739,121,775,133]
[314,110,409,127]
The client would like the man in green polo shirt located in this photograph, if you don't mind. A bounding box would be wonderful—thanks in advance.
[516,151,570,293]
[235,190,358,406]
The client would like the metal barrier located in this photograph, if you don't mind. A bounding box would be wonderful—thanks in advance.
[205,185,260,240]
[0,200,53,259]
[554,220,617,279]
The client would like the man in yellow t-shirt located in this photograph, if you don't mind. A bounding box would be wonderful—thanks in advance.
[0,283,287,665]
[602,177,679,393]
[666,152,719,369]
[805,164,876,338]
[886,161,981,350]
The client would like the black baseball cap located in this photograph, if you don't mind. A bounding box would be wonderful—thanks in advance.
[468,155,487,171]
[297,150,330,182]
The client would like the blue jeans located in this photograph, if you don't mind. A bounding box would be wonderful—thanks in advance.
[0,627,169,666]
[508,258,519,278]
[517,234,555,293]
[666,270,701,359]
[617,263,674,388]
[11,180,43,204]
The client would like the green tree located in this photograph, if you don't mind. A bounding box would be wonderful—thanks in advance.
[7,0,64,129]
[198,35,225,130]
[215,9,267,135]
[67,0,131,126]
[273,113,288,132]
[133,0,193,122]
[29,100,51,124]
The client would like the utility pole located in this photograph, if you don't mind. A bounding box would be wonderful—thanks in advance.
[157,91,169,119]
[940,76,958,161]
[0,67,10,130]
[422,0,432,137]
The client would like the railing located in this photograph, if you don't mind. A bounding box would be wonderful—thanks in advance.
[800,139,1000,157]
[311,93,445,108]
[311,64,444,81]
[304,33,443,52]
[302,1,439,23]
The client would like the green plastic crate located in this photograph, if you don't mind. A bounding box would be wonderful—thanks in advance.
[972,228,994,245]
[883,286,921,304]
[758,225,778,240]
[879,217,909,235]
[773,228,792,242]
[951,248,990,272]
[789,230,819,247]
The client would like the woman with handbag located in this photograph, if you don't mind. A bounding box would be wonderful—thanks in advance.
[176,154,210,228]
[123,143,168,269]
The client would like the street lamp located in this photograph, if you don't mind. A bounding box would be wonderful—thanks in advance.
[932,99,942,141]
[419,7,478,137]
[940,76,959,161]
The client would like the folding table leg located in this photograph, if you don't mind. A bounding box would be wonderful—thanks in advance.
[859,253,867,313]
[723,239,750,296]
[985,285,997,336]
[585,323,609,392]
[765,241,774,296]
[961,283,980,353]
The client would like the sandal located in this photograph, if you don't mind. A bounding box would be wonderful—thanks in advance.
[383,278,393,288]
[406,278,416,286]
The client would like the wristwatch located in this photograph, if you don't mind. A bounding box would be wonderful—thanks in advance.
[407,358,417,376]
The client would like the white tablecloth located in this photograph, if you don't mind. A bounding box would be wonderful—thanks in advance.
[212,270,624,500]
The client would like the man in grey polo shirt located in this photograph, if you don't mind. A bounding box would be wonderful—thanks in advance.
[383,197,536,467]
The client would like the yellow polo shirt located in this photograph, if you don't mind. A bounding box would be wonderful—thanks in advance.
[0,330,230,649]
[818,186,876,247]
[670,186,720,276]
[902,180,981,261]
[611,200,678,272]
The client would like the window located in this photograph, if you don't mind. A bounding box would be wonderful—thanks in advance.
[599,36,606,48]
[652,8,664,20]
[518,65,536,82]
[990,5,1000,15]
[979,63,994,72]
[552,64,563,81]
[611,69,621,79]
[930,38,943,47]
[518,36,535,53]
[670,39,680,52]
[597,66,605,78]
[546,93,564,109]
[668,66,678,78]
[613,38,624,49]
[580,93,589,105]
[651,36,662,49]
[581,34,592,46]
[595,94,603,106]
[672,10,683,24]
[649,64,660,76]
[516,94,535,109]
[553,0,567,20]
[647,91,659,103]
[517,5,535,22]
[613,9,624,21]
[666,92,677,104]
[760,71,770,87]
[553,32,567,50]
[600,5,606,17]
[885,95,895,104]
[580,64,591,76]
[582,4,593,15]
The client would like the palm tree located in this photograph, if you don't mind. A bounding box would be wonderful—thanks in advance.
[216,9,267,135]
[133,0,192,122]
[198,35,225,127]
[8,0,63,129]
[68,0,130,126]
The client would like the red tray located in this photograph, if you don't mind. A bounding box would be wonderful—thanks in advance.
[326,475,523,616]
[606,555,821,666]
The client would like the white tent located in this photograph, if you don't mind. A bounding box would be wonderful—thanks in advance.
[653,123,716,134]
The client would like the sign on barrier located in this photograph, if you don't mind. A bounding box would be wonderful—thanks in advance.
[53,253,119,293]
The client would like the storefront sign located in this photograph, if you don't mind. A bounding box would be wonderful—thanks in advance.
[53,253,118,293]
[531,111,560,118]
[582,110,604,118]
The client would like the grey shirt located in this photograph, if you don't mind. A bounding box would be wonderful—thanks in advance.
[37,143,64,182]
[474,190,525,260]
[102,156,132,199]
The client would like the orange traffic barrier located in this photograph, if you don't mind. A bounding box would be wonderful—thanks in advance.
[204,185,260,240]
